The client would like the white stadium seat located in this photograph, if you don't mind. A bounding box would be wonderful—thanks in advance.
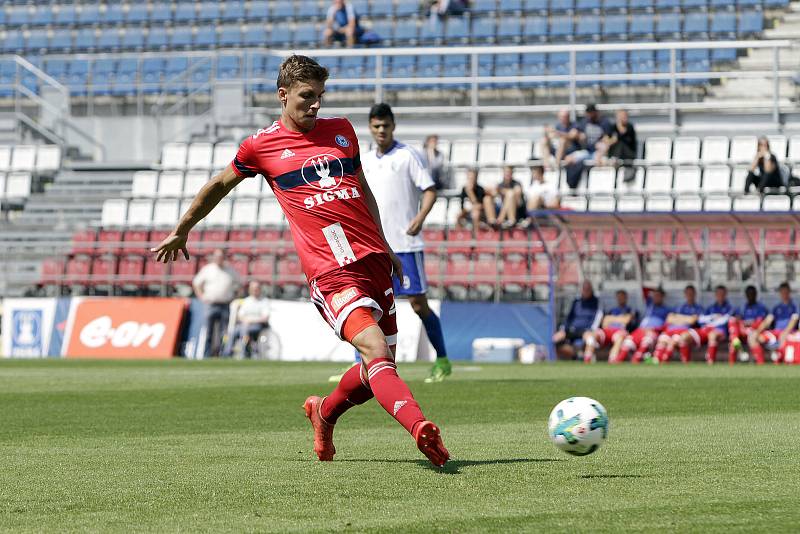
[647,195,673,212]
[234,175,262,197]
[205,198,233,227]
[587,167,616,194]
[704,194,731,211]
[559,170,585,194]
[588,196,615,212]
[5,172,32,198]
[231,198,259,226]
[672,137,701,164]
[477,167,502,189]
[186,142,213,169]
[674,194,703,211]
[767,135,787,161]
[0,173,5,198]
[258,199,285,226]
[131,170,159,197]
[157,171,184,197]
[35,145,61,172]
[0,146,11,171]
[101,198,128,227]
[644,137,672,163]
[788,136,800,163]
[645,166,673,194]
[504,140,532,164]
[451,168,468,190]
[435,139,451,160]
[212,142,238,170]
[450,139,478,166]
[673,166,701,193]
[477,140,505,166]
[127,199,154,226]
[730,166,749,192]
[616,194,645,212]
[161,142,188,169]
[446,199,462,226]
[701,136,730,163]
[560,195,587,212]
[425,198,449,226]
[762,195,790,211]
[183,171,209,196]
[10,145,36,171]
[152,199,179,227]
[733,195,761,211]
[730,136,757,164]
[512,167,529,184]
[616,167,644,194]
[701,165,731,193]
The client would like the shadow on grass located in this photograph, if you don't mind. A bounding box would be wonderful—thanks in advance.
[336,457,564,474]
[579,474,645,479]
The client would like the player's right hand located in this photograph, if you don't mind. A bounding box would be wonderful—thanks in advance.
[388,251,404,282]
[151,233,190,263]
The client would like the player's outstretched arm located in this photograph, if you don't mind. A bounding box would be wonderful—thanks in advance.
[357,170,403,280]
[150,165,243,263]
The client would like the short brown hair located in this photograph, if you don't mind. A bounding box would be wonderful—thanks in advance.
[277,55,329,90]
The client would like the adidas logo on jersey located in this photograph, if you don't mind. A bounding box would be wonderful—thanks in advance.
[393,401,407,416]
[280,149,295,160]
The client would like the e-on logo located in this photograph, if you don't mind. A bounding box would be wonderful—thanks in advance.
[301,153,344,190]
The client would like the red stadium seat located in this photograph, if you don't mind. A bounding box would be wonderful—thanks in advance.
[253,228,288,255]
[250,255,276,284]
[147,230,170,250]
[707,229,734,256]
[424,254,443,289]
[530,226,558,254]
[65,257,91,285]
[422,229,446,255]
[444,257,471,286]
[71,229,97,255]
[169,258,199,283]
[143,258,168,283]
[97,230,123,255]
[90,256,117,286]
[446,228,473,255]
[673,229,703,257]
[276,257,305,286]
[117,256,145,284]
[40,258,65,285]
[731,229,761,257]
[640,228,674,257]
[121,230,150,256]
[557,261,580,287]
[586,229,616,257]
[228,256,250,279]
[472,256,498,286]
[200,229,228,250]
[501,228,530,258]
[502,257,531,288]
[228,229,255,255]
[474,229,500,256]
[764,229,794,256]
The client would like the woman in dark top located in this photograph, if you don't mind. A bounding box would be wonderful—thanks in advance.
[492,166,527,228]
[607,109,637,161]
[459,168,495,229]
[745,137,783,193]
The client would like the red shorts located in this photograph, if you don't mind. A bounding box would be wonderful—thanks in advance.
[597,327,625,346]
[686,325,725,346]
[627,327,660,347]
[762,329,785,346]
[309,253,398,344]
[730,318,763,340]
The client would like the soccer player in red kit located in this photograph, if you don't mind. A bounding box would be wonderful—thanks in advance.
[151,55,449,467]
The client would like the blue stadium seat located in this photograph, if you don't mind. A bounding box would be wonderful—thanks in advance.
[151,5,173,24]
[656,13,681,37]
[91,59,115,96]
[7,6,29,26]
[146,29,169,50]
[630,50,656,85]
[419,21,443,45]
[78,5,101,25]
[682,49,710,85]
[520,53,546,79]
[218,24,242,47]
[112,59,138,97]
[393,19,418,44]
[575,17,601,39]
[495,53,520,89]
[340,56,364,78]
[317,56,339,78]
[472,0,498,12]
[45,59,70,83]
[175,4,197,23]
[710,11,736,36]
[141,57,164,93]
[764,0,788,7]
[550,0,575,12]
[711,47,738,63]
[602,14,628,38]
[217,56,241,79]
[630,14,655,37]
[547,52,570,86]
[271,2,294,20]
[220,1,245,22]
[472,16,497,42]
[2,32,24,54]
[443,55,470,88]
[478,55,494,76]
[525,0,550,12]
[602,50,628,85]
[500,0,525,11]
[27,30,49,52]
[445,16,470,43]
[576,52,601,86]
[736,0,761,7]
[371,19,394,44]
[371,0,394,17]
[269,24,292,47]
[194,26,217,48]
[497,17,522,42]
[684,13,709,35]
[170,27,193,48]
[630,0,654,10]
[30,7,53,26]
[242,25,266,47]
[103,4,126,25]
[97,29,121,50]
[550,16,574,39]
[738,11,763,34]
[55,5,77,25]
[165,57,189,78]
[121,29,145,50]
[524,17,548,41]
[74,29,97,52]
[603,0,628,9]
[682,0,707,7]
[577,0,602,10]
[710,0,736,9]
[127,5,149,24]
[396,2,418,17]
[418,55,442,77]
[198,2,220,22]
[294,23,318,46]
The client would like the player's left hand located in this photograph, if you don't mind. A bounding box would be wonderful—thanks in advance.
[389,251,404,282]
[406,217,423,236]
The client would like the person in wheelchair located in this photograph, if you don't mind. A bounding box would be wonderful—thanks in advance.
[226,281,271,358]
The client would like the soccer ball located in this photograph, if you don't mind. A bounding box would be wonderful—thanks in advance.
[548,397,609,456]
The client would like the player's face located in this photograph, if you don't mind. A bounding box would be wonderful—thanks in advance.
[745,288,757,303]
[652,291,664,305]
[280,80,325,131]
[684,287,696,304]
[715,288,727,304]
[780,287,791,302]
[616,291,627,307]
[369,116,395,149]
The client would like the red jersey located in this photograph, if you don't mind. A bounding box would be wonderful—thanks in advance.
[230,117,387,282]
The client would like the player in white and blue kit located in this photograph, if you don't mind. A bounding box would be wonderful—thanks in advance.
[360,103,452,383]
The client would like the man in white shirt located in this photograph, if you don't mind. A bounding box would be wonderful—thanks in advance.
[227,281,271,358]
[192,248,240,357]
[526,164,560,211]
[360,103,452,383]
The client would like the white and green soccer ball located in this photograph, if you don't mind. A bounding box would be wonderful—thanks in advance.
[548,397,609,456]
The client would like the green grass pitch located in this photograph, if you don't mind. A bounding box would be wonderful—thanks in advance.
[1,360,799,533]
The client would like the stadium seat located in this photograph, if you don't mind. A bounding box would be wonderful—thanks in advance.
[10,146,36,171]
[213,142,238,170]
[733,195,761,211]
[205,198,233,227]
[186,143,213,169]
[450,140,478,166]
[505,140,532,164]
[132,171,159,197]
[616,194,645,212]
[5,173,31,199]
[231,198,259,226]
[157,171,184,197]
[644,137,672,163]
[96,230,123,255]
[672,137,701,164]
[126,199,154,226]
[234,175,262,197]
[730,136,757,164]
[701,136,730,163]
[704,194,732,211]
[35,145,61,173]
[702,165,731,193]
[477,140,505,166]
[767,135,787,161]
[762,195,791,211]
[183,171,209,197]
[646,166,674,194]
[258,199,285,227]
[730,165,749,192]
[101,199,128,227]
[161,143,188,169]
[673,166,702,193]
[0,147,10,172]
[152,199,179,227]
[675,194,703,211]
[561,195,588,211]
[787,136,800,163]
[587,166,616,194]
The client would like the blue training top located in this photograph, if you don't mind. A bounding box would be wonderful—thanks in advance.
[564,296,601,332]
[772,301,798,330]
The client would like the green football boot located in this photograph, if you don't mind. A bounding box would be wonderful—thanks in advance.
[424,357,453,383]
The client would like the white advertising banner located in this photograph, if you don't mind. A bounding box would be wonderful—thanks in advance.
[1,298,58,358]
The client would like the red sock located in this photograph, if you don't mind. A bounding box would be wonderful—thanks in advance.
[728,346,737,365]
[751,345,765,364]
[679,343,691,363]
[776,346,785,363]
[321,363,373,424]
[367,358,426,435]
[617,347,630,362]
[707,343,718,363]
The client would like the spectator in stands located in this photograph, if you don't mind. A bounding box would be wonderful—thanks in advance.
[426,0,469,24]
[606,109,638,182]
[747,282,799,364]
[323,0,364,48]
[488,165,526,228]
[583,289,637,363]
[744,137,783,193]
[728,285,769,364]
[652,284,704,364]
[539,109,581,170]
[193,249,240,358]
[553,281,601,359]
[421,135,447,189]
[526,164,560,211]
[614,287,671,363]
[458,168,495,229]
[574,103,614,165]
[225,281,271,358]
